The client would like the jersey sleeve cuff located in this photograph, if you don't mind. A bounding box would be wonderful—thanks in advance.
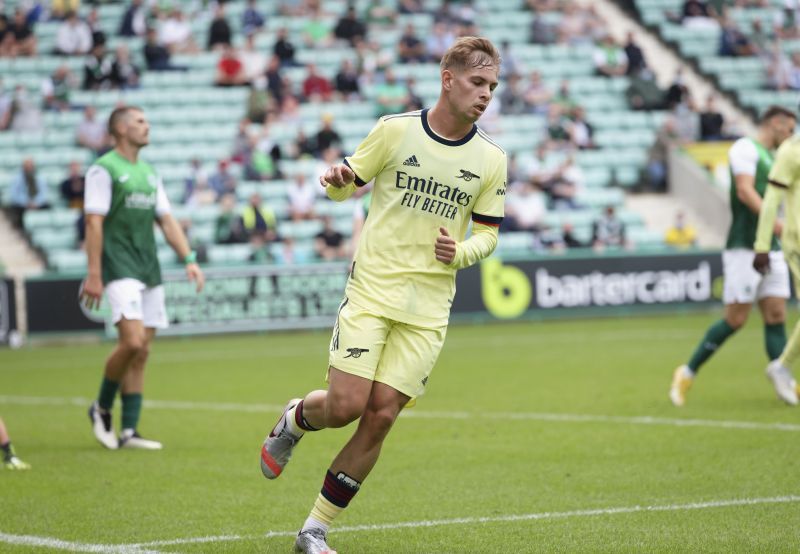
[472,213,503,227]
[343,158,367,187]
[768,179,789,189]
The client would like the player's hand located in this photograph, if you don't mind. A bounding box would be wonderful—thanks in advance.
[319,164,355,189]
[186,263,205,293]
[435,227,457,264]
[753,252,771,274]
[80,274,104,310]
[774,221,783,237]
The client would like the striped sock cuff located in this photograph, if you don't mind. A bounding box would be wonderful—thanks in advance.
[320,470,361,508]
[294,400,319,432]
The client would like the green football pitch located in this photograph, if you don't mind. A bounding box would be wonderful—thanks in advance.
[1,312,800,553]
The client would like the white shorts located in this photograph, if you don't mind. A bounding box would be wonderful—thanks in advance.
[105,278,168,329]
[722,249,790,304]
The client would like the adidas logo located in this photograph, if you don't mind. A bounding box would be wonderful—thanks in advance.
[402,155,421,167]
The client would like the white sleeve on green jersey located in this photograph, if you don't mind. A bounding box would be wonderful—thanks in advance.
[344,118,389,186]
[84,164,112,216]
[470,152,507,227]
[155,178,171,216]
[728,138,758,177]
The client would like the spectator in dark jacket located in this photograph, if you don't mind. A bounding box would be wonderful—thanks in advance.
[334,6,367,46]
[273,27,297,66]
[207,4,232,50]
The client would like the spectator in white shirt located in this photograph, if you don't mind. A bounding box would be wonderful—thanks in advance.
[288,173,317,221]
[55,11,92,56]
[76,105,109,155]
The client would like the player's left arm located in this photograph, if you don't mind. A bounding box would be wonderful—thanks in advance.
[437,154,506,269]
[154,180,205,292]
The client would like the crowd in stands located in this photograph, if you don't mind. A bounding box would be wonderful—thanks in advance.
[1,0,709,271]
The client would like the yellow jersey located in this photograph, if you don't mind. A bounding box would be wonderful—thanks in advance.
[341,109,507,327]
[756,136,800,253]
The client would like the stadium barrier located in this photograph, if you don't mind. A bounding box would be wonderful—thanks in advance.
[13,251,724,341]
[0,278,18,345]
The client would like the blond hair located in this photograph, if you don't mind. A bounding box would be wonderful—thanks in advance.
[440,36,501,73]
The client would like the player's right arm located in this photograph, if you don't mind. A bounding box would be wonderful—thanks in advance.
[754,140,797,272]
[321,118,390,201]
[81,165,112,309]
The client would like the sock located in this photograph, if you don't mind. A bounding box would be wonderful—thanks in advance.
[687,320,736,373]
[779,322,800,367]
[302,470,362,533]
[97,377,121,411]
[286,400,319,437]
[121,393,143,431]
[765,323,787,361]
[1,441,11,462]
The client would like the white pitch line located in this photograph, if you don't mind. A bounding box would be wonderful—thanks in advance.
[2,394,800,433]
[131,494,800,548]
[0,532,164,554]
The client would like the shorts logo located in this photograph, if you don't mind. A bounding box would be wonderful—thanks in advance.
[456,169,480,181]
[344,347,370,358]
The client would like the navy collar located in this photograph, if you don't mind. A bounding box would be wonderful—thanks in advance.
[421,108,478,147]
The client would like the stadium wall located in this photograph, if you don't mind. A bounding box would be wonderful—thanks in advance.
[9,251,725,342]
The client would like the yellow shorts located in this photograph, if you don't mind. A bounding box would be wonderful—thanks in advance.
[328,297,447,400]
[784,248,800,298]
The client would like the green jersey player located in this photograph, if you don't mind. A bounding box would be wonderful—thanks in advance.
[670,106,796,406]
[81,106,205,450]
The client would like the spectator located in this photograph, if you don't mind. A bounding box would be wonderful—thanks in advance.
[787,51,800,90]
[557,222,586,249]
[593,35,628,77]
[529,6,558,45]
[273,27,297,67]
[315,114,342,155]
[499,40,520,77]
[246,77,271,124]
[302,63,333,101]
[209,159,238,199]
[215,193,246,244]
[250,125,282,180]
[290,129,315,159]
[334,5,367,46]
[665,211,697,249]
[143,27,186,71]
[681,0,715,23]
[119,0,146,38]
[242,0,266,36]
[314,216,346,261]
[699,95,725,141]
[55,11,92,56]
[266,55,289,104]
[674,95,700,142]
[240,33,267,83]
[647,117,680,191]
[241,192,278,243]
[9,9,36,57]
[0,14,13,57]
[626,72,666,110]
[558,4,591,45]
[374,68,409,117]
[624,31,647,76]
[186,176,216,208]
[567,107,595,150]
[279,94,302,126]
[183,158,209,202]
[426,21,455,63]
[9,158,50,228]
[398,23,426,63]
[404,75,424,111]
[544,105,570,150]
[398,0,424,14]
[0,80,12,130]
[546,154,584,211]
[719,17,756,57]
[41,65,75,111]
[367,0,397,27]
[335,59,361,100]
[288,174,317,221]
[592,205,628,250]
[503,181,548,234]
[159,8,198,54]
[523,70,552,114]
[75,105,109,155]
[83,43,113,90]
[767,45,793,90]
[665,69,688,108]
[59,160,85,210]
[215,44,248,87]
[110,45,140,89]
[8,85,43,132]
[207,4,232,51]
[303,8,333,48]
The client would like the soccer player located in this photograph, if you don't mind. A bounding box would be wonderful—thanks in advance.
[261,37,506,553]
[0,417,30,470]
[752,117,800,406]
[670,106,797,406]
[80,106,205,450]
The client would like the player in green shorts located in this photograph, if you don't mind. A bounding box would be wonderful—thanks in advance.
[260,37,507,553]
[81,106,205,450]
[670,106,796,406]
[753,121,800,406]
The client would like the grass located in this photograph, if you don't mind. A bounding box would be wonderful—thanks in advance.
[1,312,800,553]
